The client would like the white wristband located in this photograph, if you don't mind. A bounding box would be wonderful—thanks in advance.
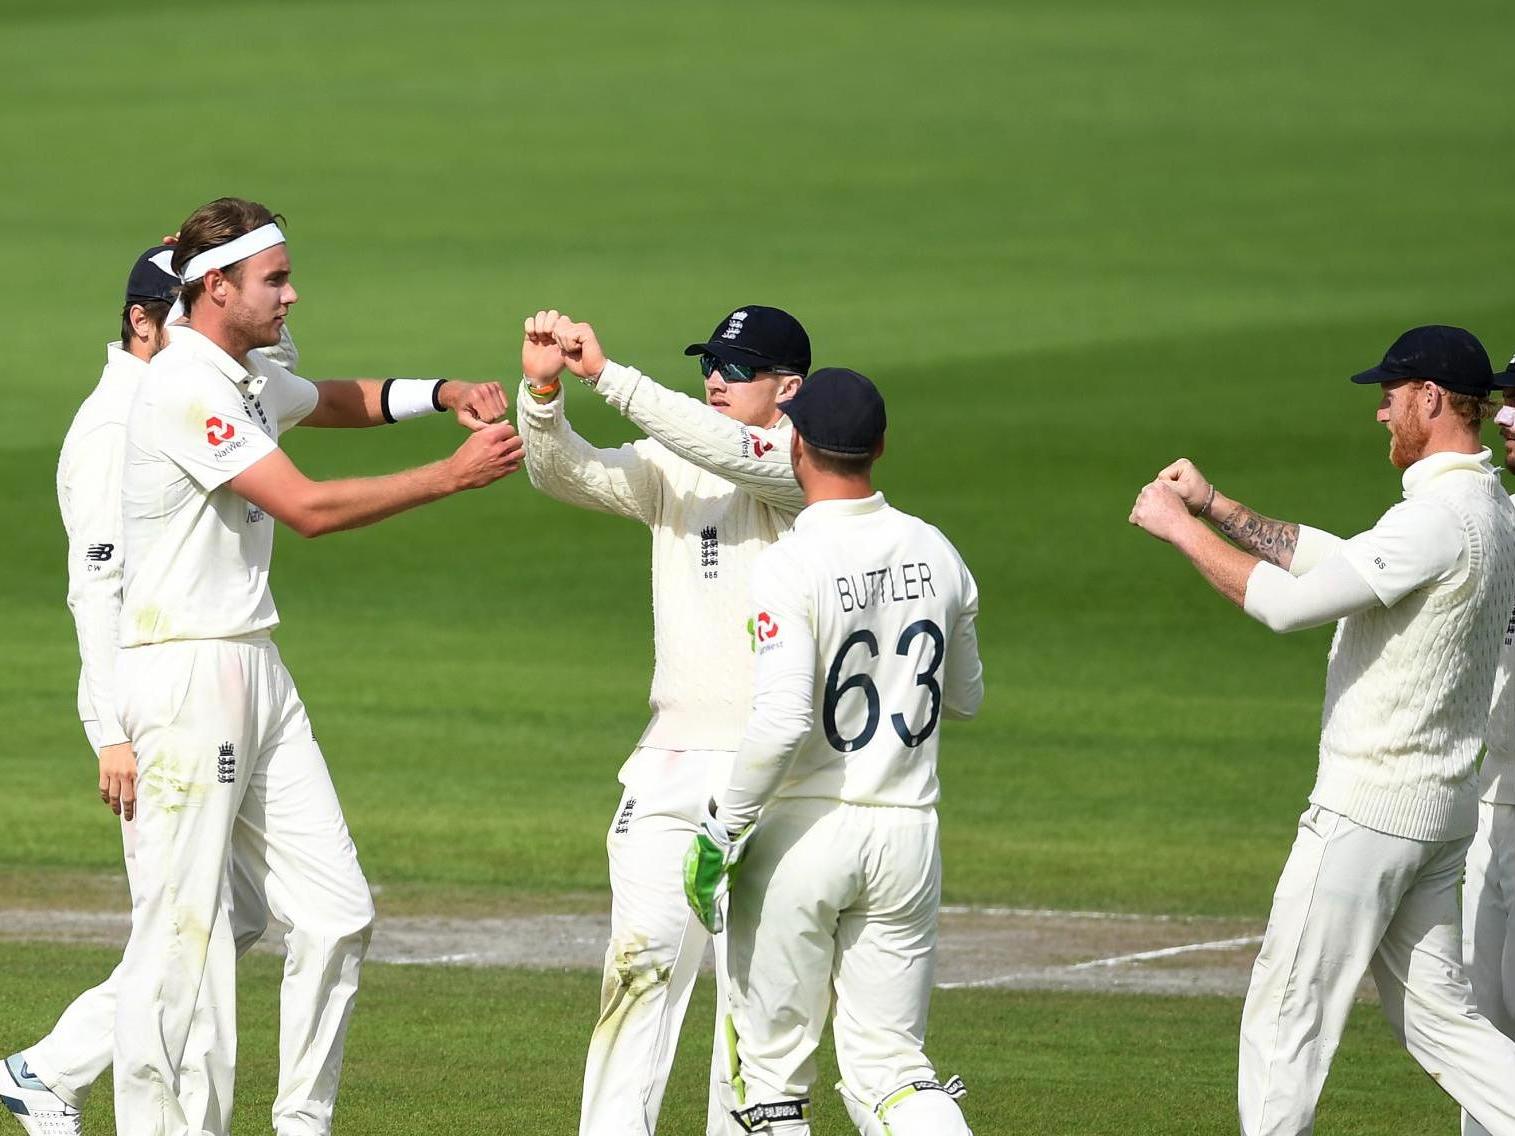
[381,379,445,423]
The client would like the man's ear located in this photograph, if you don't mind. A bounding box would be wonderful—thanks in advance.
[127,303,152,342]
[777,373,803,401]
[204,266,230,304]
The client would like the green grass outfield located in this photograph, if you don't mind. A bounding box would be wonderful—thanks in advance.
[0,943,1458,1135]
[2,0,1512,1130]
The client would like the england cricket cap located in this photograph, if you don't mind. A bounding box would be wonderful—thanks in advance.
[125,244,179,305]
[779,367,887,455]
[1492,351,1515,390]
[1349,325,1495,397]
[684,305,811,375]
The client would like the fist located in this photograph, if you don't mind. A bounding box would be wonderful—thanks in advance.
[523,310,566,384]
[1155,457,1211,515]
[451,421,525,489]
[552,317,607,382]
[1129,479,1193,543]
[442,381,509,431]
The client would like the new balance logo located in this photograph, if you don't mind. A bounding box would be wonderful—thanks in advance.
[85,543,114,562]
[700,525,719,579]
[217,741,236,784]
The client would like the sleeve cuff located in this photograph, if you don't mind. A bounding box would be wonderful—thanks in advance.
[593,360,641,412]
[1241,560,1291,623]
[516,377,564,423]
[1289,525,1345,576]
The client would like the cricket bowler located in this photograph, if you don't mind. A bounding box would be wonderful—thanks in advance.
[1129,325,1515,1135]
[3,244,296,1136]
[685,368,984,1136]
[108,196,523,1136]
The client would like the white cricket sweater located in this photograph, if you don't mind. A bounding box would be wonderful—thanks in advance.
[1309,450,1515,840]
[518,361,803,752]
[1480,491,1515,805]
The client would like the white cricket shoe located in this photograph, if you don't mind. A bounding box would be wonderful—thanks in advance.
[0,1056,81,1136]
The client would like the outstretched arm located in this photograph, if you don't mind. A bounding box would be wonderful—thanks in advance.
[1129,481,1460,632]
[300,378,509,431]
[228,422,523,538]
[1154,457,1346,572]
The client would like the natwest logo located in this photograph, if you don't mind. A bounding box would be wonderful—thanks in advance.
[206,417,236,445]
[755,611,780,642]
[751,436,774,458]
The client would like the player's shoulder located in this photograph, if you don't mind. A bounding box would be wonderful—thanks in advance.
[755,526,819,581]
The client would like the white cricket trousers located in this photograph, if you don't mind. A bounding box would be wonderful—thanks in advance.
[723,799,950,1135]
[112,635,374,1136]
[20,818,268,1124]
[582,747,733,1136]
[1463,801,1515,1136]
[1239,805,1515,1136]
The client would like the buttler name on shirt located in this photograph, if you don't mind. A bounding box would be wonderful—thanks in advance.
[835,561,936,612]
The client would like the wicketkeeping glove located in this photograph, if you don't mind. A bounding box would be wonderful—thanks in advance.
[683,808,754,935]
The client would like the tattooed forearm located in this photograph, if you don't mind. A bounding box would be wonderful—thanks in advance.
[1216,503,1298,569]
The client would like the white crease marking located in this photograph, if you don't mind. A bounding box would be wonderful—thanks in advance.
[1068,934,1264,971]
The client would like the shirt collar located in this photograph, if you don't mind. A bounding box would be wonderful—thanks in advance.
[1401,447,1496,497]
[795,491,887,531]
[103,341,149,379]
[172,325,266,394]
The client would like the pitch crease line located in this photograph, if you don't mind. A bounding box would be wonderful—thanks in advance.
[939,905,1204,923]
[1067,934,1263,971]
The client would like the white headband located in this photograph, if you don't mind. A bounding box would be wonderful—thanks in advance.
[179,223,286,284]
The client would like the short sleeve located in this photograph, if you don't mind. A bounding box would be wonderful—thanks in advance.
[158,371,278,492]
[250,357,319,430]
[1338,498,1465,607]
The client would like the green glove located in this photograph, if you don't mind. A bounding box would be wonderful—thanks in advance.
[683,808,753,934]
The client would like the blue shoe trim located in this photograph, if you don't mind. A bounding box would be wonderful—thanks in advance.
[4,1055,46,1092]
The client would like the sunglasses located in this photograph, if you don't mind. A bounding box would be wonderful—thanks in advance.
[699,353,799,383]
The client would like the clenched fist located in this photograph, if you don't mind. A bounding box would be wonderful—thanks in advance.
[523,310,566,385]
[552,317,608,382]
[1155,457,1212,515]
[439,381,510,431]
[1129,479,1194,543]
[449,421,525,489]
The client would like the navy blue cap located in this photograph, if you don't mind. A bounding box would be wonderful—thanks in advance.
[779,368,887,455]
[1493,351,1515,390]
[125,244,178,305]
[1349,325,1495,397]
[684,305,811,375]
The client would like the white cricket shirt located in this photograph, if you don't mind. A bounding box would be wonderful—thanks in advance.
[56,343,144,749]
[119,327,317,647]
[519,361,804,754]
[716,493,984,829]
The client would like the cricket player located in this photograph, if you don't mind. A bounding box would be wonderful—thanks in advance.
[109,196,523,1136]
[1463,360,1515,1136]
[518,305,809,1135]
[683,368,983,1136]
[1128,325,1515,1136]
[2,244,299,1136]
